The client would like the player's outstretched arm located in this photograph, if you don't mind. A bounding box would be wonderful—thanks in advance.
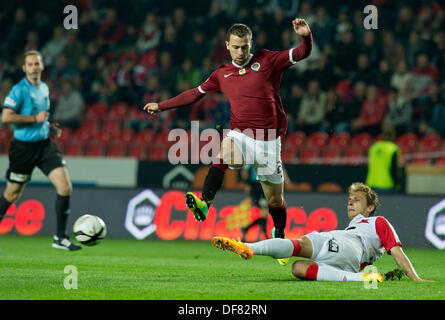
[143,87,205,115]
[389,246,432,282]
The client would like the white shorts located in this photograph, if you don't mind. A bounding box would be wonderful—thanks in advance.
[226,130,284,184]
[304,230,363,273]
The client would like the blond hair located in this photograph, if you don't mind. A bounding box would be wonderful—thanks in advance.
[348,182,379,216]
[23,50,43,64]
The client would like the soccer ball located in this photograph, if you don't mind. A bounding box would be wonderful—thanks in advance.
[73,214,107,246]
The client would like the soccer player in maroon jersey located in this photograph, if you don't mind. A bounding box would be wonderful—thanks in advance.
[144,19,312,253]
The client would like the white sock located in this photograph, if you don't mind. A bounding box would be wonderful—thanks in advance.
[246,239,294,259]
[316,264,363,282]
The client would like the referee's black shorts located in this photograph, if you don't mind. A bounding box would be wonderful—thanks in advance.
[5,138,65,184]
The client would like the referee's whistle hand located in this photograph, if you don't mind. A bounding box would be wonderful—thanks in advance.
[35,111,49,123]
[143,103,161,115]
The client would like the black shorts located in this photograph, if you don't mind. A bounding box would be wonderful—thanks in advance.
[6,139,65,184]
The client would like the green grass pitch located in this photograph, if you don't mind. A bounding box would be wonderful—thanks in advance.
[0,235,444,300]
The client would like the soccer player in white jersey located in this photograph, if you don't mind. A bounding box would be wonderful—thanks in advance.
[212,182,431,282]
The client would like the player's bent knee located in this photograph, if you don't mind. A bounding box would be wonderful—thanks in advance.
[57,183,73,196]
[267,195,284,208]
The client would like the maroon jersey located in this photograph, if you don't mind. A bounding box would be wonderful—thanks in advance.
[158,34,312,139]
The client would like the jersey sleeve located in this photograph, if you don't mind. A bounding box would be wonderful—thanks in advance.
[375,216,402,254]
[268,34,313,71]
[198,70,220,94]
[3,85,24,112]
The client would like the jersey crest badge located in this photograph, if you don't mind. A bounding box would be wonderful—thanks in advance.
[251,62,260,71]
[238,68,246,75]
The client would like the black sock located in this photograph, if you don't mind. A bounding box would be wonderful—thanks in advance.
[56,195,70,237]
[202,166,226,205]
[0,195,13,221]
[268,202,287,235]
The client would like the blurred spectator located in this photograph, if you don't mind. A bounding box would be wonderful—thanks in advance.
[4,8,29,57]
[49,54,77,82]
[350,54,376,86]
[0,78,13,109]
[351,85,388,136]
[159,23,182,66]
[407,53,440,99]
[24,31,39,52]
[390,60,413,99]
[78,9,100,43]
[382,32,405,71]
[394,6,414,46]
[323,89,351,134]
[432,30,445,76]
[374,59,393,90]
[113,58,138,105]
[347,81,368,123]
[186,31,211,67]
[360,31,381,69]
[334,6,353,42]
[383,87,414,136]
[155,51,178,94]
[75,56,96,104]
[418,82,445,136]
[333,31,359,79]
[297,80,326,134]
[136,13,161,54]
[405,31,427,69]
[143,75,161,104]
[97,8,126,51]
[61,32,84,68]
[176,59,201,92]
[312,6,335,51]
[52,81,85,130]
[41,26,67,66]
[268,7,292,49]
[284,84,304,133]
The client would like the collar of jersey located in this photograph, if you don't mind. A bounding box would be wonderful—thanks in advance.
[231,54,253,68]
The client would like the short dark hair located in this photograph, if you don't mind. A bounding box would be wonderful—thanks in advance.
[226,23,252,42]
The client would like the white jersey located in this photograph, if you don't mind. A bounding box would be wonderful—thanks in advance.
[344,214,402,269]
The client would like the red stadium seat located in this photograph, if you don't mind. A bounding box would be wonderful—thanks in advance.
[148,146,167,161]
[321,148,341,165]
[435,157,445,166]
[73,127,94,144]
[344,148,365,165]
[351,133,374,152]
[128,144,147,160]
[0,126,11,144]
[85,144,106,157]
[418,134,441,152]
[57,127,73,145]
[396,133,418,153]
[328,132,350,151]
[108,102,130,119]
[92,130,115,145]
[115,128,135,145]
[299,148,319,164]
[135,129,155,145]
[107,144,127,157]
[65,143,84,156]
[281,149,296,163]
[283,131,306,151]
[306,132,328,150]
[102,118,122,133]
[81,118,100,133]
[86,102,108,119]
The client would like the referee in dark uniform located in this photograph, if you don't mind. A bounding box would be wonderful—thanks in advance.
[0,50,81,250]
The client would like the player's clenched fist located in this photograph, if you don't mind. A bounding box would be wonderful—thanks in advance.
[292,18,311,36]
[143,102,161,115]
